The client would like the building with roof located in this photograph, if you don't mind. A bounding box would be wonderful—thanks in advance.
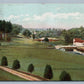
[34,37,59,42]
[73,38,84,46]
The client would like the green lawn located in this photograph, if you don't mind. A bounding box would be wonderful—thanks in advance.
[0,69,26,81]
[0,38,84,81]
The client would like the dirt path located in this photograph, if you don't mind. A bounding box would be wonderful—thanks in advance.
[0,66,45,81]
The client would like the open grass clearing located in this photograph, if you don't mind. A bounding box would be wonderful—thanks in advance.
[0,44,84,80]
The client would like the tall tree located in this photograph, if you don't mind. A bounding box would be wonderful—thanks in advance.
[5,21,12,40]
[5,21,12,33]
[0,20,3,40]
[0,20,12,40]
[0,20,6,40]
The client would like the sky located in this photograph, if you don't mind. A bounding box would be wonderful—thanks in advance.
[0,4,84,29]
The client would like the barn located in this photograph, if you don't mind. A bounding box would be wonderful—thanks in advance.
[34,37,59,42]
[73,38,84,46]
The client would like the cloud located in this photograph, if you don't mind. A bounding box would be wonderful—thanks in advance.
[23,17,30,21]
[22,12,83,28]
[55,12,80,18]
[6,12,81,22]
[33,12,81,21]
[33,12,55,21]
[4,12,84,29]
[6,14,29,20]
[6,15,20,20]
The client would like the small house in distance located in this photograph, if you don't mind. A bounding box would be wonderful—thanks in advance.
[73,38,84,46]
[34,37,59,42]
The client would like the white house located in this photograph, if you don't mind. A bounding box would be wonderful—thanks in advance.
[73,38,84,46]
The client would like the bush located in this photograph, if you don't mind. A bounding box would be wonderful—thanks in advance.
[59,71,71,81]
[28,64,34,73]
[1,56,8,66]
[44,37,49,42]
[32,34,35,39]
[12,60,20,69]
[44,65,53,79]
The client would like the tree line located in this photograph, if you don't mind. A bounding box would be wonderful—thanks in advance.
[62,26,84,44]
[1,56,71,81]
[0,20,33,40]
[1,20,84,44]
[35,28,62,38]
[34,26,84,44]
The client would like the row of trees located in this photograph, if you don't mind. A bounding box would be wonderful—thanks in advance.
[1,19,84,44]
[0,20,24,40]
[0,20,12,40]
[1,56,71,81]
[35,28,62,38]
[62,26,84,44]
[0,20,32,40]
[22,26,84,44]
[0,20,49,40]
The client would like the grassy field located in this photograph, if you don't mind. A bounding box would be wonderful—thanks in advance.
[0,69,26,81]
[0,38,84,81]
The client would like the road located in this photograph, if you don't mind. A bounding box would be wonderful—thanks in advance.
[0,66,47,81]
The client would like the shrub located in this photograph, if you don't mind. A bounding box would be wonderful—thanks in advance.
[44,37,49,42]
[28,64,34,73]
[59,71,71,81]
[44,65,53,79]
[1,56,8,66]
[12,60,20,69]
[32,34,35,39]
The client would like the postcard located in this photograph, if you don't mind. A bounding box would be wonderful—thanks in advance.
[0,0,84,83]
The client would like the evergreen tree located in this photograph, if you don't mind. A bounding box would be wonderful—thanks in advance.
[1,56,8,66]
[0,20,13,40]
[28,64,34,73]
[44,65,53,79]
[59,71,71,81]
[12,60,20,69]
